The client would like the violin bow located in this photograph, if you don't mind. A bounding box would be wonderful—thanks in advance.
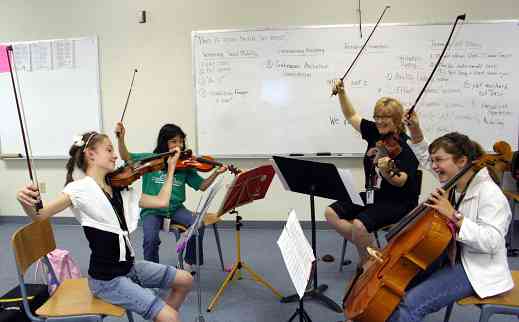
[117,68,138,137]
[406,14,466,116]
[6,46,43,210]
[332,5,390,96]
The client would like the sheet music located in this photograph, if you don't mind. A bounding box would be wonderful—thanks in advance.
[52,39,75,69]
[277,209,315,299]
[337,168,364,206]
[30,41,52,71]
[12,44,31,72]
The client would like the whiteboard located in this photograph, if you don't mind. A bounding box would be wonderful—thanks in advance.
[192,21,519,157]
[0,36,101,159]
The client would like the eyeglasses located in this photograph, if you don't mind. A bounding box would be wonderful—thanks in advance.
[373,114,393,121]
[429,156,453,165]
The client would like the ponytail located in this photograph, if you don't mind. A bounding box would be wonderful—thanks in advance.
[64,131,107,186]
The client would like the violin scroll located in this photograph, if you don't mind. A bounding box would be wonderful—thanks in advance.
[177,149,242,175]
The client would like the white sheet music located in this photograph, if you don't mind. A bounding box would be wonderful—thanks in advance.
[277,210,315,299]
[337,168,364,206]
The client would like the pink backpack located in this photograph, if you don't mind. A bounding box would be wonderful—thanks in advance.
[36,249,81,295]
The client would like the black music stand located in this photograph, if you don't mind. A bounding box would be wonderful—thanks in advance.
[273,156,360,313]
[206,165,284,312]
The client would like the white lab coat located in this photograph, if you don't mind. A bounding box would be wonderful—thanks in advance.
[410,140,514,298]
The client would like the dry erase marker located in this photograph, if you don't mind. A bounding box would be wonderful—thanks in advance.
[289,153,304,156]
[316,152,332,156]
[0,153,23,158]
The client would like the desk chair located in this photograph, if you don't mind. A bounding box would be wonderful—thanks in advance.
[504,191,519,256]
[339,170,423,271]
[170,213,226,271]
[11,218,133,322]
[443,271,519,322]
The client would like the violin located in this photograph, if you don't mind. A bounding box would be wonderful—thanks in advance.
[177,149,241,175]
[373,132,402,177]
[106,151,177,188]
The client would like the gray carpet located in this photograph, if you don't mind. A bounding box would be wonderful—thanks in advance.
[1,221,518,322]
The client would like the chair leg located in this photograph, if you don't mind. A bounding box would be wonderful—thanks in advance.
[212,223,225,271]
[374,231,381,248]
[127,310,135,322]
[339,239,347,272]
[178,250,184,269]
[443,302,454,322]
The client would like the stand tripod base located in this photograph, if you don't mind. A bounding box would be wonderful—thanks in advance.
[281,284,342,313]
[288,307,312,322]
[207,261,283,312]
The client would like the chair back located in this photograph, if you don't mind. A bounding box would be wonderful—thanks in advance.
[416,169,423,195]
[12,218,56,275]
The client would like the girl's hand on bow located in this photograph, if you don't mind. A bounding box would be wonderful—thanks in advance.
[17,184,41,208]
[115,122,126,138]
[167,147,181,173]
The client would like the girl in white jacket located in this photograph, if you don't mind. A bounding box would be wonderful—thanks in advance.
[386,113,514,322]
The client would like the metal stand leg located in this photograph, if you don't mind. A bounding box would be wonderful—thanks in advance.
[339,239,352,272]
[281,194,342,313]
[288,297,313,322]
[194,225,205,322]
[207,212,283,312]
[212,223,226,271]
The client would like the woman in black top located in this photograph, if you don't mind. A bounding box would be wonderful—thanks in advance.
[324,80,419,265]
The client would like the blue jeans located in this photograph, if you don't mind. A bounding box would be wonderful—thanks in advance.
[142,208,205,265]
[88,260,176,320]
[387,261,475,322]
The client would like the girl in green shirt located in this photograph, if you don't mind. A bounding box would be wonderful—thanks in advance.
[115,122,227,270]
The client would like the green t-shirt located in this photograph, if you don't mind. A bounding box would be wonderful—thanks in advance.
[129,152,204,218]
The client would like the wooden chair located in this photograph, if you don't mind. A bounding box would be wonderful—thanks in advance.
[11,218,133,322]
[339,170,423,271]
[169,212,226,271]
[443,271,519,322]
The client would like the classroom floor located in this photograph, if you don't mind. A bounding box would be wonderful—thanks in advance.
[1,221,518,322]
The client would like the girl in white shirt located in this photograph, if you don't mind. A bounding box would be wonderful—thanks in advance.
[17,131,191,322]
[385,114,514,322]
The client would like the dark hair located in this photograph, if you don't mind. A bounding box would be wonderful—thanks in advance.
[428,132,484,162]
[153,123,186,154]
[65,132,108,185]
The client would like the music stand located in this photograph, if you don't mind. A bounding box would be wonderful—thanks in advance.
[206,165,284,312]
[176,177,224,322]
[272,156,360,313]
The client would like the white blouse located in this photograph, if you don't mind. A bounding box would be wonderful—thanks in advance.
[63,176,139,261]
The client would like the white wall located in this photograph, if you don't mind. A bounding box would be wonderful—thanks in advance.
[1,0,517,221]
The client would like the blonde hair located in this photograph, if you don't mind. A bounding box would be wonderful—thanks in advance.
[373,97,405,133]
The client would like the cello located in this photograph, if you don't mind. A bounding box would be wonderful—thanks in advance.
[343,140,513,322]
